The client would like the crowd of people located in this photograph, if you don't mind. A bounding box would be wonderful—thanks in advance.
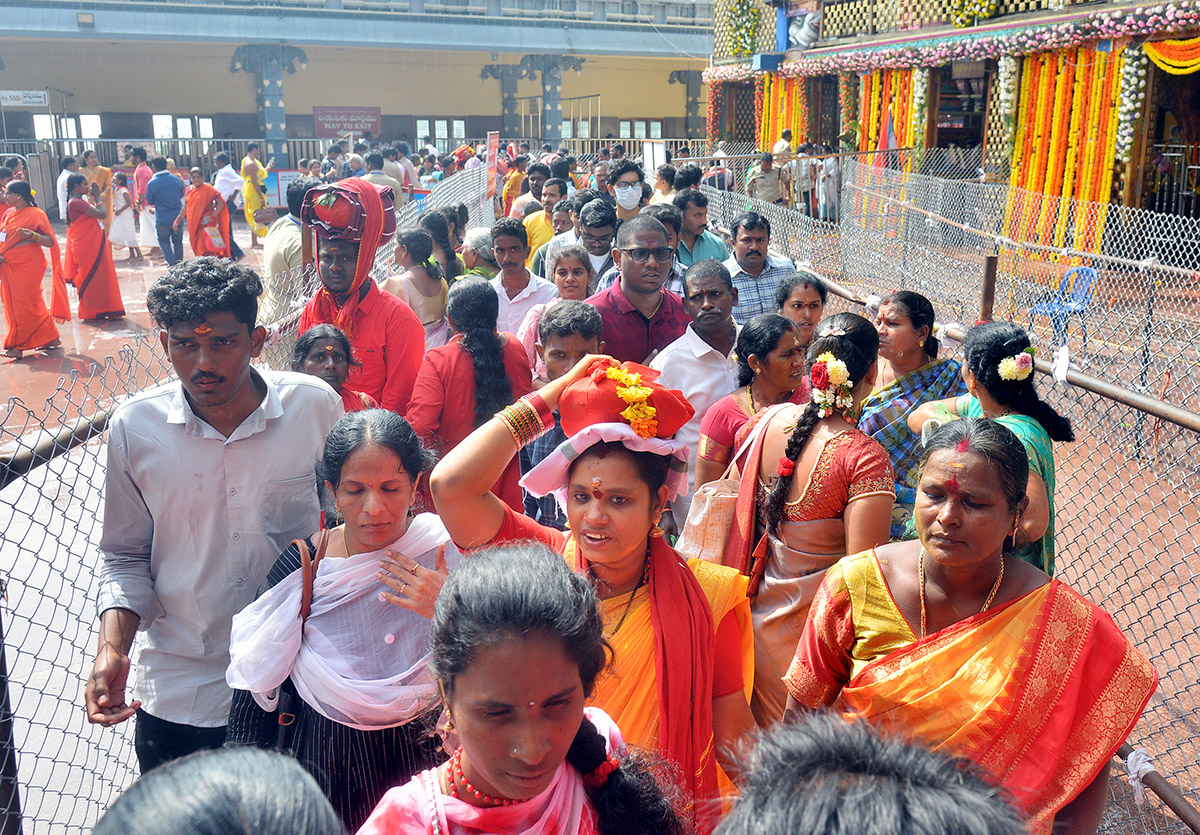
[76,143,1159,835]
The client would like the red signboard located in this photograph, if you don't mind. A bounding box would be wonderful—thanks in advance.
[313,106,382,139]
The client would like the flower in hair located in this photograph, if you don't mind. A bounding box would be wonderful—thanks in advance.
[997,347,1035,382]
[819,326,847,338]
[777,456,796,477]
[584,755,620,789]
[810,351,855,418]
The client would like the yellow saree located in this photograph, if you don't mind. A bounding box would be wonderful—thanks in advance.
[241,155,269,237]
[786,551,1157,832]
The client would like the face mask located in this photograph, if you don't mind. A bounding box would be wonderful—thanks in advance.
[614,184,641,210]
[588,252,607,272]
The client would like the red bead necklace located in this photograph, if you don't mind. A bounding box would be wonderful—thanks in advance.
[447,747,526,807]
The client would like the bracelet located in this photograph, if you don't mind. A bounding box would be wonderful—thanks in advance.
[495,393,555,448]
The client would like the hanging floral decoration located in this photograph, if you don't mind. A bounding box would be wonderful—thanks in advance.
[1115,45,1149,161]
[1004,43,1126,254]
[858,69,917,154]
[838,73,860,150]
[910,70,930,151]
[996,55,1020,161]
[757,76,812,149]
[707,81,725,149]
[1144,34,1200,73]
[702,0,1200,82]
[950,0,999,29]
[729,0,762,59]
[754,74,767,148]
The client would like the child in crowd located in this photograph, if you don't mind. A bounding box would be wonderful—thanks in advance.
[518,301,604,530]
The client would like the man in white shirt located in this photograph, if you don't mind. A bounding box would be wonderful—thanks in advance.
[259,175,320,326]
[488,217,557,334]
[86,258,343,772]
[212,151,246,259]
[773,129,793,157]
[649,260,740,530]
[56,156,79,221]
[394,142,420,194]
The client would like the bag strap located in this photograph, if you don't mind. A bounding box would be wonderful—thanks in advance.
[746,534,771,598]
[715,405,772,484]
[724,403,788,574]
[297,530,330,623]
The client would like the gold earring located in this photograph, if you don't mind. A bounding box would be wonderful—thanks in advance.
[650,514,665,538]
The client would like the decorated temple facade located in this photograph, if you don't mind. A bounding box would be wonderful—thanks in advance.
[707,0,1200,216]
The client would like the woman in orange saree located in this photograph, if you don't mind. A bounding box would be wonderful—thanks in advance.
[182,168,231,258]
[0,181,69,358]
[64,174,125,321]
[82,150,114,231]
[784,418,1157,834]
[430,356,756,834]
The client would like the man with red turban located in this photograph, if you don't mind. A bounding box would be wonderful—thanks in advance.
[298,179,424,413]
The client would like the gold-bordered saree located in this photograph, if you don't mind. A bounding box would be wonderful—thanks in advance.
[786,551,1157,832]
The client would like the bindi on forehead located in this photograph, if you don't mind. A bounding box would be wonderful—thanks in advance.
[193,324,213,335]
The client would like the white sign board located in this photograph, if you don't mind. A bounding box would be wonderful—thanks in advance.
[642,140,667,173]
[1,91,49,107]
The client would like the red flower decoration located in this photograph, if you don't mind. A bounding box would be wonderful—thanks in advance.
[810,360,830,390]
[777,456,796,477]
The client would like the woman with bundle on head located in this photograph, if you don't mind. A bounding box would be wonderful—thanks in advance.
[0,180,68,358]
[292,324,378,412]
[859,290,967,537]
[908,321,1073,574]
[515,243,594,384]
[693,313,809,491]
[405,278,532,511]
[783,418,1157,834]
[64,173,126,321]
[726,313,893,726]
[429,355,756,834]
[384,228,451,348]
[418,211,464,283]
[226,409,462,831]
[358,543,684,835]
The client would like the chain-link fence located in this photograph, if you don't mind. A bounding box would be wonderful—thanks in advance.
[0,164,492,833]
[2,144,1198,833]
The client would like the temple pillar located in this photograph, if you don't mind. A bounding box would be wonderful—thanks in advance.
[670,69,706,140]
[519,54,585,143]
[230,44,307,168]
[481,63,536,139]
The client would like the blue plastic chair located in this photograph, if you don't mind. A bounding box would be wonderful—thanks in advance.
[1029,265,1098,350]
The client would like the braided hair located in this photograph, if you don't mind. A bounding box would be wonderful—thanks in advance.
[418,210,463,282]
[445,278,514,427]
[395,227,445,283]
[963,321,1074,442]
[763,313,879,535]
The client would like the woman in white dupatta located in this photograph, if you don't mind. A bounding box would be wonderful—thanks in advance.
[226,409,462,831]
[358,544,684,835]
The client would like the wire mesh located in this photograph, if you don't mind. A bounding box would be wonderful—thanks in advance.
[1,148,1198,833]
[0,165,491,833]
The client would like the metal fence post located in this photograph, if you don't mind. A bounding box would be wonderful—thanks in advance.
[979,252,998,323]
[1132,267,1159,458]
[0,605,22,835]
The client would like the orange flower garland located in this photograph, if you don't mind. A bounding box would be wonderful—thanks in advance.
[1145,35,1200,74]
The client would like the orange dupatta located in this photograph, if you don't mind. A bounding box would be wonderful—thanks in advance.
[184,182,231,258]
[564,535,721,834]
[841,580,1157,832]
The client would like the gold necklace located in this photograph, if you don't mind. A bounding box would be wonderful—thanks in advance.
[592,546,651,639]
[918,549,1004,639]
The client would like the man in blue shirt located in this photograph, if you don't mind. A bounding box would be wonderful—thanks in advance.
[722,211,796,322]
[674,188,729,267]
[144,156,186,265]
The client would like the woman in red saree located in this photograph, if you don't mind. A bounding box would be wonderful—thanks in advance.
[784,418,1157,834]
[429,356,756,834]
[64,174,125,321]
[0,181,68,357]
[182,168,231,258]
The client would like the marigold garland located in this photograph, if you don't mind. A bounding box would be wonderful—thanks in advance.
[605,366,658,438]
[757,76,812,150]
[1145,34,1200,73]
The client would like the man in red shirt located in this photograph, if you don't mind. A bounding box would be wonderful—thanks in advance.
[584,215,688,364]
[297,179,424,413]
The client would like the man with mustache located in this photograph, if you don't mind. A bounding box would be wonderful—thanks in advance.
[722,211,796,323]
[585,214,688,364]
[649,259,741,531]
[86,257,342,773]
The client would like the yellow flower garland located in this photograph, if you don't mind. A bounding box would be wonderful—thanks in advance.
[606,366,658,438]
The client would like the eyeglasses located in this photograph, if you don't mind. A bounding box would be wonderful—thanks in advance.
[618,247,673,264]
[613,182,640,192]
[579,230,613,244]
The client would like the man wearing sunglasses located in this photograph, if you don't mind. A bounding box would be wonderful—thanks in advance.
[585,214,688,364]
